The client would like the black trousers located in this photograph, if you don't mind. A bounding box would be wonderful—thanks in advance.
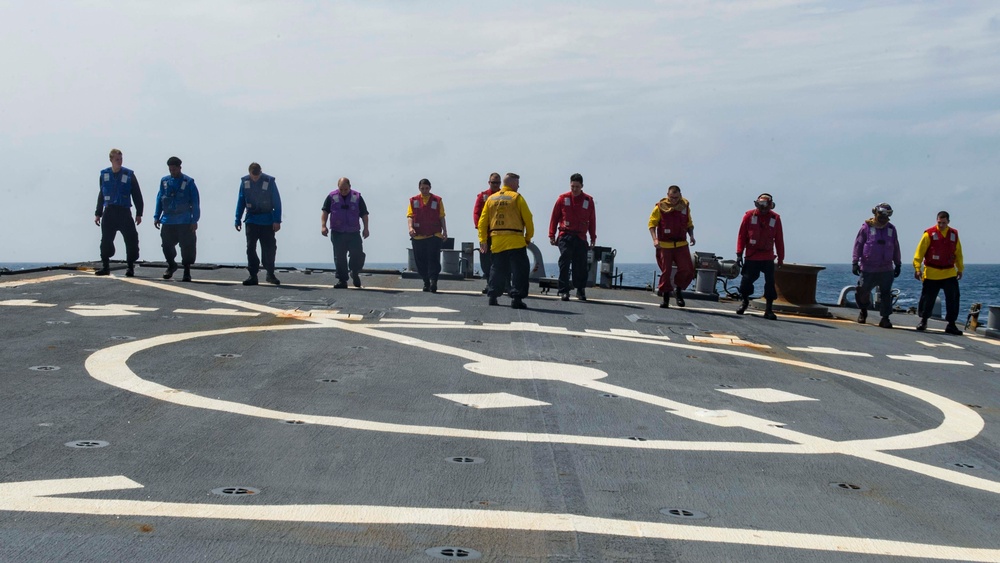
[738,259,777,301]
[412,236,443,282]
[245,223,277,275]
[918,276,961,322]
[488,246,529,299]
[160,224,197,266]
[480,240,493,281]
[855,270,894,318]
[557,234,588,294]
[99,205,139,264]
[330,231,365,282]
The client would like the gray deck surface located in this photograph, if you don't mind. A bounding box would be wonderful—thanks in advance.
[1,264,998,562]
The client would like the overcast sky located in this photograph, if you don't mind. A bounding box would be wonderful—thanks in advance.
[3,0,998,267]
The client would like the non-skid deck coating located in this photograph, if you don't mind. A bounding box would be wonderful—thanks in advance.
[1,265,998,562]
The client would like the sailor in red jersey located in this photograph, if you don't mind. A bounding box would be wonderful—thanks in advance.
[913,210,964,334]
[548,173,596,301]
[472,172,502,293]
[735,193,784,320]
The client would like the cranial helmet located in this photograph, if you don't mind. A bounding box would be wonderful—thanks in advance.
[872,202,893,217]
[755,193,775,210]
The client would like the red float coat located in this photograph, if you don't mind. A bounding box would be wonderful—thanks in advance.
[736,209,784,262]
[548,191,596,242]
[409,194,443,237]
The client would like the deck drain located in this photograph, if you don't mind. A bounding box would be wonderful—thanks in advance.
[447,457,485,465]
[831,482,868,491]
[659,508,708,520]
[109,335,135,341]
[46,320,70,325]
[808,377,826,382]
[717,384,735,388]
[214,353,241,358]
[425,546,482,560]
[29,366,60,372]
[601,393,619,398]
[466,339,483,344]
[211,486,260,496]
[872,415,890,420]
[351,346,368,350]
[283,420,306,425]
[952,462,977,469]
[626,437,647,441]
[966,404,982,409]
[582,359,602,364]
[66,440,110,449]
[316,378,339,383]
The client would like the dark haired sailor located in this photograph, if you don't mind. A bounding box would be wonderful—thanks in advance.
[549,173,596,302]
[94,148,143,277]
[852,202,901,328]
[235,162,282,286]
[648,184,695,308]
[408,178,447,293]
[153,156,200,282]
[735,193,784,320]
[913,211,964,335]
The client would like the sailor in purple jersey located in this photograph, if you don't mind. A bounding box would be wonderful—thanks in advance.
[320,177,369,288]
[852,202,902,328]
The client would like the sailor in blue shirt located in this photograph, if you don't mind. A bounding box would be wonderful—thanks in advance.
[94,148,143,277]
[153,156,200,282]
[235,162,282,285]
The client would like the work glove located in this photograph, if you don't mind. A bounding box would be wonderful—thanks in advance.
[893,264,901,278]
[852,262,860,276]
[735,255,743,269]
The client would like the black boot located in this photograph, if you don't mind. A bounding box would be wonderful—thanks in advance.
[659,293,670,309]
[162,263,177,279]
[857,309,868,324]
[125,263,135,277]
[95,261,111,276]
[736,298,749,315]
[763,300,777,320]
[675,288,685,307]
[422,280,430,292]
[430,278,438,293]
[181,267,192,282]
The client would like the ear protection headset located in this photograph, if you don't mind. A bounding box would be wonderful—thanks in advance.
[872,202,893,217]
[755,193,775,210]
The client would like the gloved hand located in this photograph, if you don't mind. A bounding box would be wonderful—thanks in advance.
[852,262,860,276]
[735,255,743,269]
[776,259,783,270]
[913,270,921,281]
[893,264,901,278]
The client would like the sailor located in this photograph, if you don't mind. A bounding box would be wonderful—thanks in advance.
[735,193,784,319]
[477,172,534,309]
[321,177,369,289]
[153,156,200,282]
[407,178,448,293]
[852,202,901,328]
[913,211,964,334]
[235,162,282,286]
[94,148,143,277]
[549,173,596,302]
[648,184,695,308]
[472,172,502,293]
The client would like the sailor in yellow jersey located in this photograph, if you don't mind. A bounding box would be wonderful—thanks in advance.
[477,172,534,309]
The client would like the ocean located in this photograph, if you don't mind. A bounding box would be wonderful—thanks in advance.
[3,261,998,309]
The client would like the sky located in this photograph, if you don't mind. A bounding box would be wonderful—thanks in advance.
[2,0,998,267]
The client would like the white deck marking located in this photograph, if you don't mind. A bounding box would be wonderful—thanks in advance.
[394,306,458,313]
[434,392,550,409]
[81,279,1000,504]
[986,363,1000,368]
[0,273,77,288]
[917,341,964,349]
[0,299,55,307]
[687,334,770,348]
[718,388,818,403]
[68,304,159,317]
[887,354,974,366]
[173,308,260,317]
[383,317,466,325]
[787,346,872,357]
[1,475,997,562]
